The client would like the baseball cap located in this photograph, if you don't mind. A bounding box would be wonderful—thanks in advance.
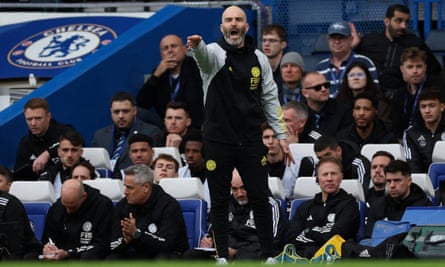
[328,21,351,37]
[280,51,305,71]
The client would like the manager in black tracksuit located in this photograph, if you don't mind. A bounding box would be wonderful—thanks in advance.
[108,164,188,259]
[187,5,291,261]
[41,179,113,260]
[286,157,360,258]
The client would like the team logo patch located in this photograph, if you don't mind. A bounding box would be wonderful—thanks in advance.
[261,155,268,166]
[249,66,261,90]
[417,135,427,148]
[82,221,93,232]
[327,213,336,223]
[8,23,117,69]
[206,160,216,171]
[251,66,260,77]
[148,223,157,233]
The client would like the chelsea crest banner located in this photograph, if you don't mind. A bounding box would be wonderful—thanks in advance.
[1,16,145,79]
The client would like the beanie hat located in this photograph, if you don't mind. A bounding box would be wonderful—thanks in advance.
[280,52,305,71]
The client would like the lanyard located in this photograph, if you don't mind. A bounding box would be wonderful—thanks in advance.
[404,77,426,123]
[169,74,181,101]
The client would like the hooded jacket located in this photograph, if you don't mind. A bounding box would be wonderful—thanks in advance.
[286,189,360,257]
[365,183,433,237]
[14,119,73,181]
[42,184,113,259]
[337,118,398,149]
[109,184,188,258]
[192,35,286,144]
[403,114,445,173]
[227,196,284,259]
[0,191,41,259]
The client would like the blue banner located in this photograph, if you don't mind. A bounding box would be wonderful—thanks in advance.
[1,16,144,79]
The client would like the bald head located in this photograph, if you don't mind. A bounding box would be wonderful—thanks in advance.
[222,5,247,22]
[159,34,187,71]
[231,168,248,205]
[220,5,249,48]
[61,179,87,214]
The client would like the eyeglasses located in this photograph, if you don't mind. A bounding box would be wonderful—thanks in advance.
[305,82,330,91]
[262,38,281,43]
[347,72,366,79]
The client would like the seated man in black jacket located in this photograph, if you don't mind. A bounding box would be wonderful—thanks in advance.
[137,34,203,129]
[108,164,188,259]
[14,98,73,180]
[337,92,398,149]
[299,135,371,190]
[0,191,41,260]
[286,157,360,258]
[41,179,113,260]
[364,160,433,238]
[183,168,285,260]
[39,130,87,198]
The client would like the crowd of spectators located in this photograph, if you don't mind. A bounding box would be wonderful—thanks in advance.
[0,2,444,263]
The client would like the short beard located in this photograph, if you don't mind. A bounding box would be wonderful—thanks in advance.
[224,33,245,47]
[236,199,248,206]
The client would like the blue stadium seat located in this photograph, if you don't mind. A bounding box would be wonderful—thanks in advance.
[178,199,207,249]
[428,162,445,189]
[401,206,445,226]
[268,177,288,217]
[288,198,311,220]
[23,202,51,243]
[359,220,411,247]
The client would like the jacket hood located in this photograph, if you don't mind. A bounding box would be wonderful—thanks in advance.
[217,35,256,54]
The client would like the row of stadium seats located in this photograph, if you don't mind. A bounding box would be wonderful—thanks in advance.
[10,170,445,247]
[10,178,207,248]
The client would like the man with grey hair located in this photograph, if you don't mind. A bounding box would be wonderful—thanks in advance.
[279,51,305,105]
[282,101,322,144]
[108,164,188,259]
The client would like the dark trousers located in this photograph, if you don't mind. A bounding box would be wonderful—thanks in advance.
[203,140,273,259]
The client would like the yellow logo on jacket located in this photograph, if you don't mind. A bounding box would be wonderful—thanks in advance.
[250,66,261,90]
[206,160,216,171]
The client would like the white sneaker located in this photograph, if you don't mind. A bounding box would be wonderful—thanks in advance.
[215,257,228,265]
[264,257,278,265]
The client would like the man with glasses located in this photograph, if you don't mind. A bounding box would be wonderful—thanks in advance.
[261,24,288,89]
[316,21,378,97]
[39,130,87,198]
[91,92,162,179]
[301,71,353,137]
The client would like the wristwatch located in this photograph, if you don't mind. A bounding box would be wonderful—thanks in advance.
[133,228,142,239]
